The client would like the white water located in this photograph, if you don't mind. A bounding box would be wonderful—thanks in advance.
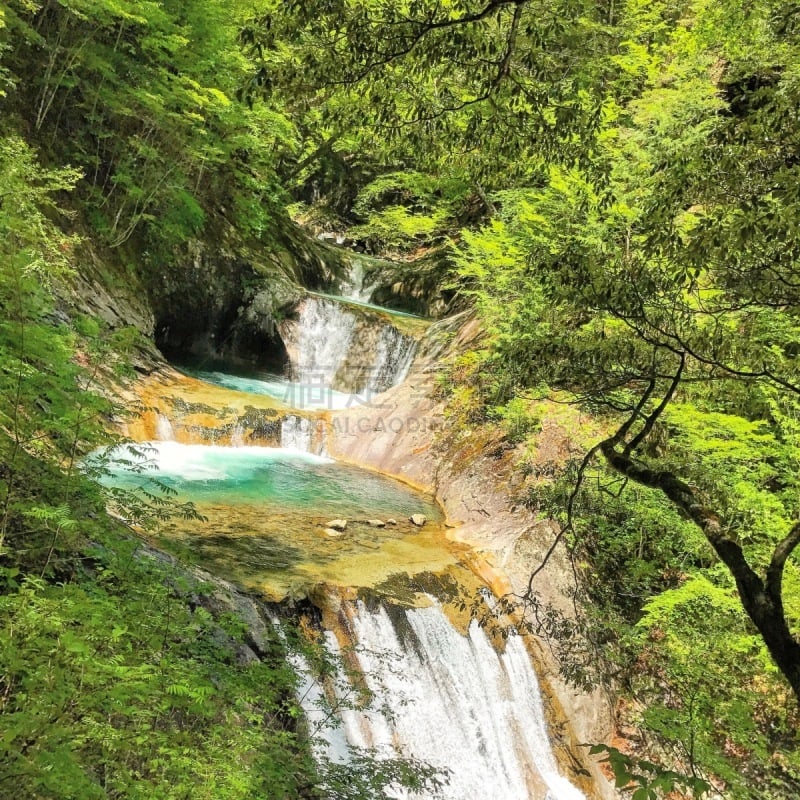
[294,297,358,388]
[291,296,418,397]
[191,370,356,411]
[280,414,314,453]
[367,325,417,394]
[155,414,175,441]
[93,441,332,482]
[229,423,245,447]
[340,256,375,302]
[301,599,587,800]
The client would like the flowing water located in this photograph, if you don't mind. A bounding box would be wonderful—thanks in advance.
[309,290,424,321]
[95,441,460,600]
[298,598,587,800]
[155,413,175,441]
[188,368,356,411]
[280,414,317,452]
[98,441,439,519]
[179,289,423,411]
[99,437,590,797]
[336,252,375,302]
[282,295,420,396]
[110,255,593,799]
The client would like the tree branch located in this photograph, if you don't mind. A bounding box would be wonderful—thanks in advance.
[766,521,800,611]
[623,351,685,456]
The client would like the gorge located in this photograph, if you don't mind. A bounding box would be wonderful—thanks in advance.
[5,2,799,797]
[99,253,606,799]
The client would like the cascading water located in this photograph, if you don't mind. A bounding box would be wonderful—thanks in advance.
[298,598,587,800]
[155,413,175,441]
[339,255,374,302]
[293,297,358,388]
[229,423,245,447]
[280,414,314,453]
[367,324,417,394]
[284,295,419,398]
[119,244,599,798]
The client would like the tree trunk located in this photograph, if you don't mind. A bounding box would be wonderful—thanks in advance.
[600,441,800,702]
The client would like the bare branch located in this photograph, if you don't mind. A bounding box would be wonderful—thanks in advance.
[526,440,602,595]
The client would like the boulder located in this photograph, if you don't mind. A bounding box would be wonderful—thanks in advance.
[326,519,348,531]
[409,514,427,527]
[386,518,398,526]
[324,528,344,538]
[367,519,386,528]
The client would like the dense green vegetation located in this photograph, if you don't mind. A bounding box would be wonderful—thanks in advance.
[2,0,296,247]
[0,124,315,796]
[4,0,800,797]
[445,6,800,793]
[0,3,434,797]
[241,0,800,796]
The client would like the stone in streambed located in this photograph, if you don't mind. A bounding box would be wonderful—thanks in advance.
[409,514,427,527]
[326,519,348,531]
[323,528,344,538]
[367,519,386,528]
[358,539,381,550]
[386,519,398,526]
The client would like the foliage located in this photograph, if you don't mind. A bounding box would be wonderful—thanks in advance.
[5,0,800,794]
[588,744,711,800]
[324,0,800,790]
[0,127,315,797]
[0,548,314,799]
[0,0,296,253]
[244,0,616,179]
[0,110,436,799]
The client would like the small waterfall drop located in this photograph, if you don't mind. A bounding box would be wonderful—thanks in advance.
[366,325,417,394]
[155,413,175,441]
[285,296,418,398]
[340,256,374,302]
[280,415,313,452]
[229,423,245,447]
[294,297,358,388]
[300,598,587,800]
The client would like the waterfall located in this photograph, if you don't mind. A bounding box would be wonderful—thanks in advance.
[340,256,374,302]
[230,423,245,447]
[155,413,175,441]
[294,297,358,388]
[366,325,417,394]
[280,415,313,452]
[286,296,418,398]
[300,599,587,800]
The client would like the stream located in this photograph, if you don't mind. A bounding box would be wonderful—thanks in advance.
[100,259,591,800]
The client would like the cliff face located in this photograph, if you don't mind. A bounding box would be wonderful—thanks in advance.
[67,217,351,374]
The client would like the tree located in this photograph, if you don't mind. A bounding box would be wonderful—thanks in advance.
[242,0,618,185]
[453,0,800,704]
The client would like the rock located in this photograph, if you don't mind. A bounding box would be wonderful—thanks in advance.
[323,528,344,538]
[386,518,398,526]
[326,519,348,531]
[358,540,381,550]
[367,519,386,528]
[410,514,427,527]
